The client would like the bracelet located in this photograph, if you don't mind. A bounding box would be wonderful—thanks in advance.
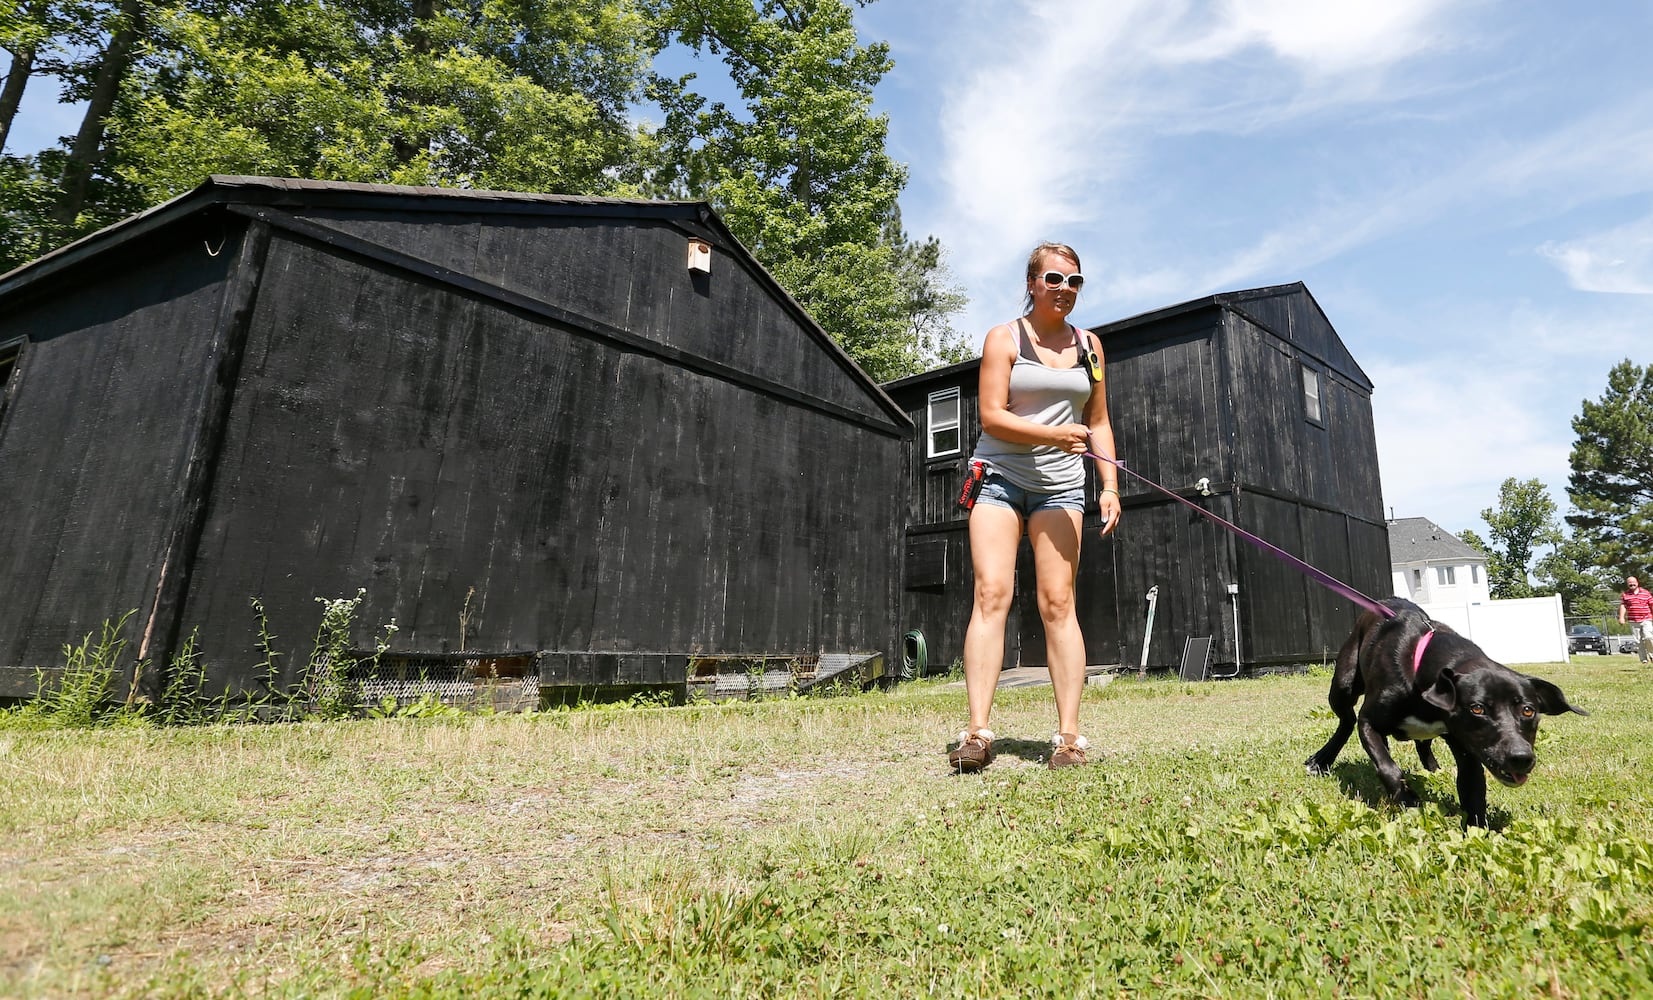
[1101,487,1119,496]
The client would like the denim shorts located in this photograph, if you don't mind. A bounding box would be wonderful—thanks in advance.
[975,472,1086,518]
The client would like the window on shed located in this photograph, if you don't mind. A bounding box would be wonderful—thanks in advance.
[1302,362,1323,425]
[0,340,19,387]
[1437,566,1456,585]
[927,387,961,458]
[0,339,22,421]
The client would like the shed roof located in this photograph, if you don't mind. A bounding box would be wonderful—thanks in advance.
[1387,517,1486,565]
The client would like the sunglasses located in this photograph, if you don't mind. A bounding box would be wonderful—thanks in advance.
[1039,270,1085,291]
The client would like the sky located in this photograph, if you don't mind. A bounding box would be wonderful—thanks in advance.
[849,0,1653,540]
[8,0,1650,541]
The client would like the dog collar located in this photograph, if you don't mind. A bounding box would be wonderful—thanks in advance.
[1412,628,1435,675]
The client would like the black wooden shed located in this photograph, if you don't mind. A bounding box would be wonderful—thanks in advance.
[883,283,1389,676]
[0,176,907,701]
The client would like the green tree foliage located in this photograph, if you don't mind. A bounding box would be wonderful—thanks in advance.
[1568,360,1653,575]
[1479,476,1558,599]
[1533,534,1617,622]
[112,0,657,200]
[1,0,967,379]
[645,0,965,379]
[1,0,150,261]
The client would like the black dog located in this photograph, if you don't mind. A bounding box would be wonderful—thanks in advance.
[1305,597,1586,826]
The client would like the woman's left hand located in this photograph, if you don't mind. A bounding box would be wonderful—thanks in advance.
[1099,491,1121,537]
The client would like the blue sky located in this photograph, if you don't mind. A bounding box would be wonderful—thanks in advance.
[853,0,1653,540]
[9,0,1650,541]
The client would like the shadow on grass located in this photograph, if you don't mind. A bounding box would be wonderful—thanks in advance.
[1322,757,1512,831]
[941,736,1059,772]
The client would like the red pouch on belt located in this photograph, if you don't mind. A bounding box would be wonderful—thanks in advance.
[957,460,987,510]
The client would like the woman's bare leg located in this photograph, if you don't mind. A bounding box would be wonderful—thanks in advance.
[1029,507,1085,738]
[962,503,1022,732]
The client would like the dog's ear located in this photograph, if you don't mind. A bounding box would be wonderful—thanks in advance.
[1528,676,1589,717]
[1421,667,1458,713]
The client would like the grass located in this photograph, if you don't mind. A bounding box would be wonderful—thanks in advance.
[1,655,1650,997]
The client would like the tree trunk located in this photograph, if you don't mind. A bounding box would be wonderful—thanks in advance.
[0,42,37,154]
[49,0,142,240]
[391,0,440,166]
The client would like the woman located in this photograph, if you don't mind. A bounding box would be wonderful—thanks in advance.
[949,242,1120,772]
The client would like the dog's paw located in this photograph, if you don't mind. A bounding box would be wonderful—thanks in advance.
[1304,756,1332,776]
[1395,788,1421,809]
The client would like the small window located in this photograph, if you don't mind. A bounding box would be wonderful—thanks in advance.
[1413,569,1423,588]
[1436,566,1456,585]
[927,387,961,458]
[0,338,22,422]
[1302,362,1323,425]
[0,340,20,389]
[1472,565,1481,584]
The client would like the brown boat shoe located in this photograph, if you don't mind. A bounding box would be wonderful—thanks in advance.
[1048,733,1091,770]
[948,729,996,772]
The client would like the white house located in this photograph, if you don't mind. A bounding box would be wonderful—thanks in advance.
[1389,517,1492,605]
[1387,516,1568,664]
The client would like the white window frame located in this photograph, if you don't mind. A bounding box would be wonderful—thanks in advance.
[1302,361,1324,426]
[1436,565,1456,585]
[926,387,961,458]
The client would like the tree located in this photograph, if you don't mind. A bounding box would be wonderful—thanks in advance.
[1533,534,1616,621]
[645,0,964,379]
[109,0,658,201]
[1567,360,1653,575]
[49,0,139,238]
[1,0,47,152]
[1479,477,1558,599]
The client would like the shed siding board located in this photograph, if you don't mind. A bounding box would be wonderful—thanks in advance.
[0,236,230,670]
[1235,492,1312,661]
[177,234,896,689]
[1104,312,1227,496]
[1327,374,1384,521]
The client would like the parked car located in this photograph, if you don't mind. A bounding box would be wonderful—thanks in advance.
[1568,624,1609,655]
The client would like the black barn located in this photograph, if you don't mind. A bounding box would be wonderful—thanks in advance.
[0,176,907,700]
[883,284,1389,676]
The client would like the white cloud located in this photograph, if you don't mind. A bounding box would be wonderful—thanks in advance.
[1158,0,1458,74]
[930,0,1469,335]
[1538,213,1653,294]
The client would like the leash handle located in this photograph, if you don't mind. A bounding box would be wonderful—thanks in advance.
[1083,449,1395,620]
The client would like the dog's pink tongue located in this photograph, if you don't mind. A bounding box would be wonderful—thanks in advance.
[1509,772,1529,786]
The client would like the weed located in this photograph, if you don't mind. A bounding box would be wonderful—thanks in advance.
[249,596,287,708]
[304,590,367,719]
[157,629,211,726]
[1,611,146,730]
[458,585,476,651]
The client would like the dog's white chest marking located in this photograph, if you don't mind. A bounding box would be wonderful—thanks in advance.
[1398,716,1448,740]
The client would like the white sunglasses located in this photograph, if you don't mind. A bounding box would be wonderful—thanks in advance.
[1038,270,1085,291]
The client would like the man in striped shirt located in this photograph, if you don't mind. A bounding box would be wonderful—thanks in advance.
[1619,576,1653,664]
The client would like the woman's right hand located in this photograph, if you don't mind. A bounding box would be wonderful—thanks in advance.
[1054,423,1092,455]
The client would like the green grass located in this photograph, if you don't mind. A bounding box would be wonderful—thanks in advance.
[2,656,1650,997]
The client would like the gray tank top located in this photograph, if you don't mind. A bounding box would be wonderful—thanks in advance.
[971,320,1093,493]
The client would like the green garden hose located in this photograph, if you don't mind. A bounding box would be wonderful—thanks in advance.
[902,629,927,679]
